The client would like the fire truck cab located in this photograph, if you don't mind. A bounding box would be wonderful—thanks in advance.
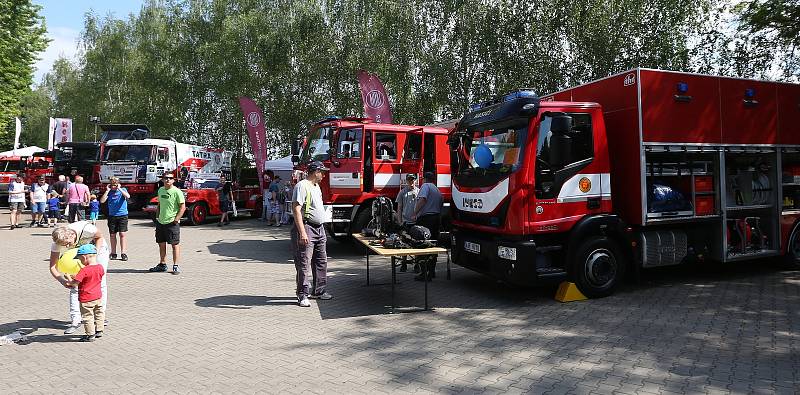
[450,69,800,298]
[293,117,452,239]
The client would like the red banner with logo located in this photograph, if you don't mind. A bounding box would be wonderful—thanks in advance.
[238,97,267,189]
[357,70,393,124]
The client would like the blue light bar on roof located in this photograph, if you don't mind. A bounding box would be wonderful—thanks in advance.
[468,90,537,113]
[504,90,537,101]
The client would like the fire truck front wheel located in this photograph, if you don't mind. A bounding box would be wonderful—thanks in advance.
[570,236,625,298]
[187,202,208,226]
[784,225,800,269]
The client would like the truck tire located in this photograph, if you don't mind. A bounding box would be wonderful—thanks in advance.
[188,202,207,226]
[784,225,800,269]
[570,236,625,298]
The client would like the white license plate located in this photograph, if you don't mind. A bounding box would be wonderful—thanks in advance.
[464,241,481,254]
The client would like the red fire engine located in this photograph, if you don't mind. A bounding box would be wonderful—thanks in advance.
[449,68,800,297]
[0,152,53,203]
[292,116,452,239]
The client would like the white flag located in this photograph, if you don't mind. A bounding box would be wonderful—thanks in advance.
[13,117,22,155]
[48,117,56,150]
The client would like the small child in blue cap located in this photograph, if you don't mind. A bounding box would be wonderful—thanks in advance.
[64,244,106,342]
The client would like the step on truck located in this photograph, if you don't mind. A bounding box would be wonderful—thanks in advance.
[292,116,452,240]
[449,68,800,297]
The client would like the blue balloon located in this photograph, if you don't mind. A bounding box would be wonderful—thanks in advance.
[474,144,493,168]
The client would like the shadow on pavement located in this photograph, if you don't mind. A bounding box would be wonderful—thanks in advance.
[107,268,152,274]
[207,239,294,263]
[24,334,82,343]
[0,318,66,335]
[194,295,297,309]
[297,259,800,393]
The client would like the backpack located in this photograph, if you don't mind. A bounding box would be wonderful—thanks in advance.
[371,196,396,238]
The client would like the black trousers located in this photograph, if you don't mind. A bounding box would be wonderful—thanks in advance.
[415,214,441,275]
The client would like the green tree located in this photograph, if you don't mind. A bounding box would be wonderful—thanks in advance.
[0,0,49,147]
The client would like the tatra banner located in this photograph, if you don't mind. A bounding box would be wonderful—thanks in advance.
[238,97,267,190]
[357,70,393,124]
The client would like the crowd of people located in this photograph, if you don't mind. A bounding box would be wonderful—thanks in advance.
[10,162,445,342]
[6,173,96,229]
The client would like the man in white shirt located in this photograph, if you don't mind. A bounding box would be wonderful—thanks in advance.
[7,174,26,230]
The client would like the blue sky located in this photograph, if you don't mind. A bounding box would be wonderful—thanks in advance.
[32,0,145,84]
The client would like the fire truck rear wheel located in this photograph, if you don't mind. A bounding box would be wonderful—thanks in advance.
[570,236,624,298]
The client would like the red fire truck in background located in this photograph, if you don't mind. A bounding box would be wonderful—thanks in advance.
[292,116,452,239]
[0,152,53,204]
[449,68,800,298]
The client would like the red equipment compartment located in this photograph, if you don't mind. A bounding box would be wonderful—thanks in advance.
[694,176,714,194]
[777,83,800,145]
[545,68,798,225]
[695,195,715,216]
[720,78,778,144]
[640,69,722,143]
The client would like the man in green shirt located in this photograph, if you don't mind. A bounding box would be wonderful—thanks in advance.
[149,173,186,275]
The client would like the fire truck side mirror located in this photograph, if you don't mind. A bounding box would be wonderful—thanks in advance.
[550,134,572,168]
[549,114,574,167]
[550,114,573,135]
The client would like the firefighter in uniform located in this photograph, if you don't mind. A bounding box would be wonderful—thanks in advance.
[291,161,333,307]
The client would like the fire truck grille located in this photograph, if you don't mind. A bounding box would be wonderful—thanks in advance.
[332,207,351,221]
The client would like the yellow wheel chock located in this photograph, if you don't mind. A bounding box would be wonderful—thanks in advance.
[555,282,587,302]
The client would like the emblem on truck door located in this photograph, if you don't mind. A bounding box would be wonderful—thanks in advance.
[579,177,592,193]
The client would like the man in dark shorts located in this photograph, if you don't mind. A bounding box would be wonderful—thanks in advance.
[100,176,131,261]
[149,173,186,275]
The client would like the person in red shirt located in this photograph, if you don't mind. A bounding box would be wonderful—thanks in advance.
[64,244,105,342]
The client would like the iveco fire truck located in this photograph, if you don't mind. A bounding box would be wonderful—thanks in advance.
[100,139,232,209]
[449,68,800,298]
[292,116,452,239]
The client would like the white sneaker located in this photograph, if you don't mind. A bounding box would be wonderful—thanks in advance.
[298,296,311,307]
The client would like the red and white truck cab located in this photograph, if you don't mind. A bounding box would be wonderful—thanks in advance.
[293,116,452,239]
[450,69,800,297]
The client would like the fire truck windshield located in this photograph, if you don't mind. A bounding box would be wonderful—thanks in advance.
[453,118,529,186]
[300,126,333,162]
[0,160,23,172]
[56,146,99,163]
[103,145,155,163]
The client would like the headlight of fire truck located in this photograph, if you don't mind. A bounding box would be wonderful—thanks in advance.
[497,246,517,261]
